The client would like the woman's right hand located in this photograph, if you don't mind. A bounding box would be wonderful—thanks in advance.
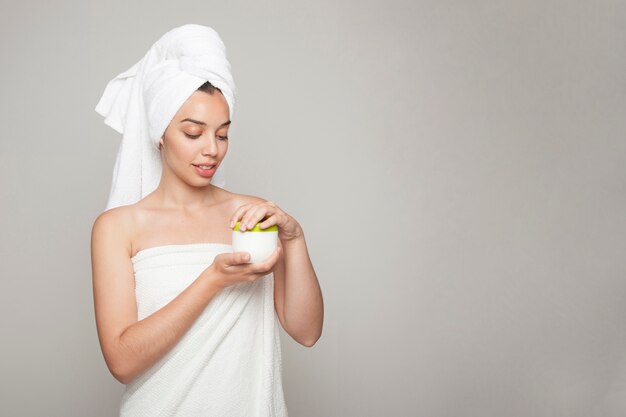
[204,246,282,290]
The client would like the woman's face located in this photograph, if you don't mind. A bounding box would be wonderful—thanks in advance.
[159,90,231,186]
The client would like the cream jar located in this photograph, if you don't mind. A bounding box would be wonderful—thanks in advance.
[232,221,278,263]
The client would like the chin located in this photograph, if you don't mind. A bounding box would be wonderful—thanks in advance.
[196,177,214,185]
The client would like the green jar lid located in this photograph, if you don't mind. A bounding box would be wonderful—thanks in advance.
[233,221,278,232]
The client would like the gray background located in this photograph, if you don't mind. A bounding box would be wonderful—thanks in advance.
[0,0,624,416]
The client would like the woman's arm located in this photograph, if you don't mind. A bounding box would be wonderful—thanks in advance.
[91,209,221,384]
[273,231,324,347]
[230,196,324,347]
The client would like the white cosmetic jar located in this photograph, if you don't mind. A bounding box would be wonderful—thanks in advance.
[232,221,278,263]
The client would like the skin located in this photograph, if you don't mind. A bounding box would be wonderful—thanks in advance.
[91,89,324,384]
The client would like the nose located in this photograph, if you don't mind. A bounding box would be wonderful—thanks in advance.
[201,134,219,157]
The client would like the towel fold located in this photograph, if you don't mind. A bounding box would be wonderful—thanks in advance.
[95,24,236,211]
[121,243,287,416]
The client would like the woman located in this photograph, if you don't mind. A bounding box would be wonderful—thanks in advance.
[91,24,323,416]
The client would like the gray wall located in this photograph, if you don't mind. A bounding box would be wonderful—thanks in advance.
[1,0,624,416]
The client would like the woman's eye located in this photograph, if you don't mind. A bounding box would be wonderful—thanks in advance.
[184,132,228,140]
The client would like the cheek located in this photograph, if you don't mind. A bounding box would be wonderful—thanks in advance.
[165,141,191,165]
[176,140,197,157]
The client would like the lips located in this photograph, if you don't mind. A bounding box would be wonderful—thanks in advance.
[193,164,217,177]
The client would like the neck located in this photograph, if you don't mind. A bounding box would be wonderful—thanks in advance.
[152,171,218,210]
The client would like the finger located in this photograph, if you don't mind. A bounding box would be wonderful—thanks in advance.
[259,214,277,230]
[229,204,253,228]
[241,206,271,230]
[271,245,282,261]
[263,247,282,270]
[226,251,251,265]
[229,204,254,228]
[250,246,281,272]
[263,213,288,232]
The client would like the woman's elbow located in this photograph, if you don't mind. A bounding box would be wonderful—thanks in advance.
[106,359,131,384]
[300,332,322,348]
[103,350,133,384]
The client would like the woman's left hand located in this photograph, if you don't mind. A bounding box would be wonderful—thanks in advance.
[229,200,303,242]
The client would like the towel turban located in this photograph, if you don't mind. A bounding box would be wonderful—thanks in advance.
[95,24,236,211]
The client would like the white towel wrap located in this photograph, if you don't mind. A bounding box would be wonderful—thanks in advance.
[95,24,236,211]
[120,243,288,416]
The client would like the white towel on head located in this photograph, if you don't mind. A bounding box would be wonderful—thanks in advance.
[95,24,236,211]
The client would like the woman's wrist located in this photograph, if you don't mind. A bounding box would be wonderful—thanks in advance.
[199,265,224,295]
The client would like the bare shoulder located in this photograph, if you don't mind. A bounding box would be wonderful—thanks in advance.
[91,205,136,257]
[92,205,135,235]
[229,191,270,208]
[226,192,276,218]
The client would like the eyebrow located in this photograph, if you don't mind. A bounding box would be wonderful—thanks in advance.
[180,118,231,127]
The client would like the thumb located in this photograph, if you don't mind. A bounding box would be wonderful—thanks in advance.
[231,251,251,264]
